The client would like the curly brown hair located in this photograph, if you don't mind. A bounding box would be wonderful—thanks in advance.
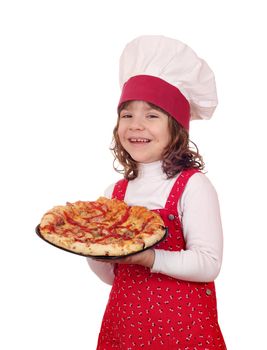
[111,102,205,180]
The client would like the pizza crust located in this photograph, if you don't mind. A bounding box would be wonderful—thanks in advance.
[140,228,166,249]
[40,229,165,257]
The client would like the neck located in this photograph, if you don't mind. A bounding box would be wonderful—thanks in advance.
[137,161,166,179]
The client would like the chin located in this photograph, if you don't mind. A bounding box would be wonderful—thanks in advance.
[131,156,157,163]
[127,151,159,164]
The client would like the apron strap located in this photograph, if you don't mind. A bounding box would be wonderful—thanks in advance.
[111,178,128,200]
[111,168,200,208]
[164,168,200,211]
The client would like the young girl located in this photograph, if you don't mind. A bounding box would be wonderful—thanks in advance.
[88,35,226,349]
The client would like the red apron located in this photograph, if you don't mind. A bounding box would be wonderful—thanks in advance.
[97,169,226,349]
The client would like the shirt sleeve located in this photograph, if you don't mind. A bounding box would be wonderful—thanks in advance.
[103,183,115,199]
[86,183,116,285]
[151,173,223,282]
[86,258,115,285]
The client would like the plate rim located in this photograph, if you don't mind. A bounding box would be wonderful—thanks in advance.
[35,225,168,259]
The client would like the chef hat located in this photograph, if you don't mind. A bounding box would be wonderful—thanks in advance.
[118,35,218,130]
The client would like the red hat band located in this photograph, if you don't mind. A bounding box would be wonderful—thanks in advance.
[118,75,190,130]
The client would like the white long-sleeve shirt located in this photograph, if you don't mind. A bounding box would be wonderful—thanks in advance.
[87,161,223,285]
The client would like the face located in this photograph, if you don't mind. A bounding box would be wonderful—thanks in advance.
[118,101,171,163]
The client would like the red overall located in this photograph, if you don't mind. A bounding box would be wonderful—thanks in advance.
[97,169,226,349]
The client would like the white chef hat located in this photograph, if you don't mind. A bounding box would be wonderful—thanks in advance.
[118,35,218,130]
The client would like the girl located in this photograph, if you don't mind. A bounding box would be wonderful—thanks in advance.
[88,35,226,349]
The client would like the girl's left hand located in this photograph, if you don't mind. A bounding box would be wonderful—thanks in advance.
[95,249,155,268]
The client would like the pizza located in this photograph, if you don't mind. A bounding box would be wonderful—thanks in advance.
[37,197,166,257]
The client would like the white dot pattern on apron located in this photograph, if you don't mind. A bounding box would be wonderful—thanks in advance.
[96,169,226,349]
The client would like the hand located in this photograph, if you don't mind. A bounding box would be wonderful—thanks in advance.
[95,249,155,268]
[117,249,155,267]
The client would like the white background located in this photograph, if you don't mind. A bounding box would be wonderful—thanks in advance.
[1,0,266,349]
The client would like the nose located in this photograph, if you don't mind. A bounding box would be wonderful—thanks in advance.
[128,117,145,130]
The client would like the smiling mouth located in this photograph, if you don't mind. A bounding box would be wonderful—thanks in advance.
[129,138,151,143]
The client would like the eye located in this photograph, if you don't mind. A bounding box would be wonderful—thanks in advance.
[120,114,132,119]
[146,114,159,119]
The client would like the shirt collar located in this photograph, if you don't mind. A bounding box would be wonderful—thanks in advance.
[137,161,167,180]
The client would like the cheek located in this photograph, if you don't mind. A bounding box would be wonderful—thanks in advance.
[117,124,125,143]
[159,131,171,150]
[155,125,171,144]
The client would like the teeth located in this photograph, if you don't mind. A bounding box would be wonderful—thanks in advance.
[130,138,150,143]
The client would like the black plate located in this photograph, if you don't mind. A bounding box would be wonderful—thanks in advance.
[35,225,168,259]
